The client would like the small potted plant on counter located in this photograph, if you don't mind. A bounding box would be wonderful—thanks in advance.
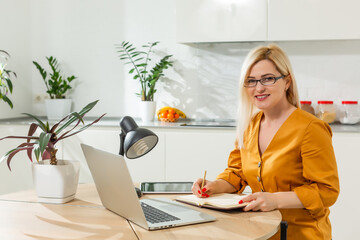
[116,41,173,122]
[0,100,106,203]
[0,50,17,108]
[33,56,77,120]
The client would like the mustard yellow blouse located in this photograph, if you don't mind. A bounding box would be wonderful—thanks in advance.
[217,108,339,240]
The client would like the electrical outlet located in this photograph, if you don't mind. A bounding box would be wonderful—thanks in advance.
[34,94,49,104]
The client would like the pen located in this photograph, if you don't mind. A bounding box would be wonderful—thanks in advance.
[201,170,207,191]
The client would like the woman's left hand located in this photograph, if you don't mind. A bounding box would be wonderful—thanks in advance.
[242,192,278,212]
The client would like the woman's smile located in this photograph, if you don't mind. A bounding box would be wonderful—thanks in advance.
[255,94,270,101]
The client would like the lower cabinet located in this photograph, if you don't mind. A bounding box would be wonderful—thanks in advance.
[61,126,166,183]
[164,130,236,181]
[60,126,237,184]
[330,132,360,239]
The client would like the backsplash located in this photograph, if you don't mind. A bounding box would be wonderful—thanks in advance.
[152,40,360,120]
[1,0,360,121]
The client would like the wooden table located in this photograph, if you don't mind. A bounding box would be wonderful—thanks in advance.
[0,184,282,240]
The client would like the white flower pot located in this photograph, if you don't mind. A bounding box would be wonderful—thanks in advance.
[45,99,72,121]
[32,160,80,203]
[140,101,156,122]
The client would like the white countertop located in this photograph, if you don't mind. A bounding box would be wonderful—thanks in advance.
[0,116,359,132]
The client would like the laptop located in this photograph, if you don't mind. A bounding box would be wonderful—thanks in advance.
[81,144,216,230]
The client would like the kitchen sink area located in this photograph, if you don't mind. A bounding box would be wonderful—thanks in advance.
[179,119,236,127]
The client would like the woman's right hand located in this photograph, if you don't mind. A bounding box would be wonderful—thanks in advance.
[192,178,218,198]
[192,178,238,198]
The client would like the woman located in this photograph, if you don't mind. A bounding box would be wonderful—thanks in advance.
[192,44,339,240]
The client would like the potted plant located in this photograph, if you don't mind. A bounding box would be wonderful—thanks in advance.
[0,100,106,203]
[0,50,17,108]
[116,41,173,122]
[33,56,77,120]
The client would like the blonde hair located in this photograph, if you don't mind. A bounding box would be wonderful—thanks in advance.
[237,44,300,148]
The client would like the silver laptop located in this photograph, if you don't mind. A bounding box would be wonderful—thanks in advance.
[81,144,216,230]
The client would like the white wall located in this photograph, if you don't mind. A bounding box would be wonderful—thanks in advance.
[0,0,32,118]
[1,0,360,121]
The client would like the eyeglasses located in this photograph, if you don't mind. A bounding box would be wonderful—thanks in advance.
[243,75,285,88]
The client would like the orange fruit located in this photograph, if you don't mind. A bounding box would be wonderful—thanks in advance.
[167,113,175,119]
[160,112,168,118]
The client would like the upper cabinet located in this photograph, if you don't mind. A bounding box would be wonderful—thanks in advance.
[268,0,360,41]
[176,0,267,43]
[177,0,360,42]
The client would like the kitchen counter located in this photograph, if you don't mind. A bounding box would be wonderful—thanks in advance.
[0,116,237,129]
[0,116,360,132]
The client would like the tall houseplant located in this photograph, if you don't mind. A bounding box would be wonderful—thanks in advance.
[33,56,77,120]
[0,100,106,203]
[116,41,173,121]
[0,50,17,108]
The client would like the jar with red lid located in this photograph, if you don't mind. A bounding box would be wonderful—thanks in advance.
[300,101,315,115]
[316,101,336,123]
[339,101,360,124]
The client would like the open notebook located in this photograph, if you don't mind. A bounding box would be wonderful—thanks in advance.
[176,193,249,210]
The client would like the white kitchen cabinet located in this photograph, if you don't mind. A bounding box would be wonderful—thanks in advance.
[62,126,236,184]
[268,0,360,41]
[62,126,166,183]
[176,0,267,43]
[164,129,236,181]
[330,132,360,239]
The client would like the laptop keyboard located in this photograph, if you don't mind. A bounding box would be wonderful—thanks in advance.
[141,202,180,224]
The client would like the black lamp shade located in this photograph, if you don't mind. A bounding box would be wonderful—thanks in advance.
[124,129,158,158]
[119,116,158,159]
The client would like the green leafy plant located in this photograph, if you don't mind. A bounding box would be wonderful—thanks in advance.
[33,56,76,99]
[0,50,17,108]
[0,100,106,169]
[116,41,173,101]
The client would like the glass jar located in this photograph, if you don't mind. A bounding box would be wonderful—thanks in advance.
[300,101,315,115]
[316,101,336,124]
[339,101,360,124]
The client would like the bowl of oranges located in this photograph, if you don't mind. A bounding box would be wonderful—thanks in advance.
[157,107,186,122]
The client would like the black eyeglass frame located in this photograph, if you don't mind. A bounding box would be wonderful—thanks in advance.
[243,75,285,88]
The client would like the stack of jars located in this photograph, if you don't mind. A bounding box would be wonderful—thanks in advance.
[300,100,360,124]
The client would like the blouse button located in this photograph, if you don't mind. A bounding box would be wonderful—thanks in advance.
[257,176,261,182]
[258,161,261,167]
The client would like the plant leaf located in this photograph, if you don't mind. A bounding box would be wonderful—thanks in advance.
[58,114,106,141]
[2,95,13,108]
[39,132,52,155]
[54,115,83,141]
[49,113,74,133]
[27,123,38,143]
[22,113,47,132]
[55,100,99,134]
[0,135,39,141]
[42,150,51,160]
[5,77,13,93]
[34,144,40,161]
[2,145,34,171]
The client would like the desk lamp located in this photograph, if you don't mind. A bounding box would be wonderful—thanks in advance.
[119,116,158,197]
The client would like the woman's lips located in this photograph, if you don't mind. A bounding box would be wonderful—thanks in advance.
[255,94,269,101]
